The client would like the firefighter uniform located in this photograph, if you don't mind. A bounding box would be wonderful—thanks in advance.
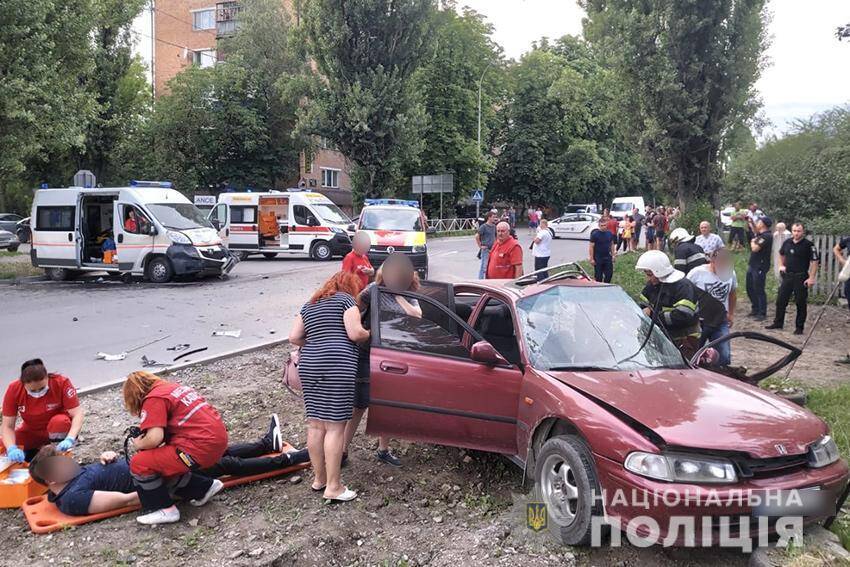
[639,278,703,358]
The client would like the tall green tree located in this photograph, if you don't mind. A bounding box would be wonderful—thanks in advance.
[581,0,769,209]
[300,0,435,198]
[0,0,98,210]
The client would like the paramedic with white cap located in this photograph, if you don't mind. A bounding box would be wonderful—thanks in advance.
[636,250,702,358]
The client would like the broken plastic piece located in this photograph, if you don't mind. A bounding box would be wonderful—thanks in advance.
[212,330,242,338]
[141,355,167,368]
[173,347,208,362]
[166,344,190,351]
[95,352,127,361]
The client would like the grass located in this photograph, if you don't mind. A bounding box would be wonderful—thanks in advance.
[0,261,41,280]
[430,229,477,238]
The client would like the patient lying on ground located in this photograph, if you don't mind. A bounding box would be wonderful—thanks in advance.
[27,415,308,516]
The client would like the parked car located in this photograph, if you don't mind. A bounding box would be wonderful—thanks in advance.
[0,213,24,233]
[564,203,599,215]
[294,266,848,546]
[549,213,601,240]
[0,229,20,252]
[16,217,30,243]
[610,196,646,219]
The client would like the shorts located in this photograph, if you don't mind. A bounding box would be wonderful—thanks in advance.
[354,381,370,410]
[645,227,655,242]
[655,230,665,242]
[729,227,746,245]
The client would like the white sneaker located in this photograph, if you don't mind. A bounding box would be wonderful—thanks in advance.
[137,505,180,525]
[190,479,224,507]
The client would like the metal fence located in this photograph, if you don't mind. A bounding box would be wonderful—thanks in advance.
[428,218,479,233]
[812,234,847,301]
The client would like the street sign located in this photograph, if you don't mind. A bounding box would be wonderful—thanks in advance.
[73,170,96,188]
[472,189,484,202]
[411,174,454,194]
[194,195,217,206]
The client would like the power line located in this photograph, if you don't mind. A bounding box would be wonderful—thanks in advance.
[135,29,217,63]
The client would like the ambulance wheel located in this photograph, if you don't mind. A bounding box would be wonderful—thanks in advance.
[146,257,173,283]
[311,241,332,261]
[45,267,72,282]
[262,252,278,260]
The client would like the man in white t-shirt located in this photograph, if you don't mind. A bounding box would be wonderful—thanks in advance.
[532,218,552,281]
[694,221,724,256]
[687,248,737,365]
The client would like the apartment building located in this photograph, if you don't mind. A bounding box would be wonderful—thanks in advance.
[152,0,353,210]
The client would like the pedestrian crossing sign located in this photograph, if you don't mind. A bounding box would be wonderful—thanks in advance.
[472,190,484,202]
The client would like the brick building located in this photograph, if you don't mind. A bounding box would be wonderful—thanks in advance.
[151,0,353,210]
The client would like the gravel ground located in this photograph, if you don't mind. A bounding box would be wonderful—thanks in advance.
[0,344,829,567]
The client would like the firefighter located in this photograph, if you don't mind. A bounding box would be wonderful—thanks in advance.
[636,250,703,359]
[669,228,708,275]
[122,371,229,525]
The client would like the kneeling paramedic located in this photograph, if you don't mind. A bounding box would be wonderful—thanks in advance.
[636,250,704,359]
[27,416,309,517]
[122,371,229,525]
[2,359,84,463]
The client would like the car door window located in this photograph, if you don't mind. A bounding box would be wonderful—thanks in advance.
[121,205,151,235]
[376,289,474,360]
[293,205,316,226]
[472,298,522,366]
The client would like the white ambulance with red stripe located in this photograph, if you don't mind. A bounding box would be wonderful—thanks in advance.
[209,190,353,261]
[30,181,235,283]
[357,199,434,279]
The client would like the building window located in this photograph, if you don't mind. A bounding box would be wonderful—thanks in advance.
[321,168,340,189]
[192,8,216,30]
[192,49,217,68]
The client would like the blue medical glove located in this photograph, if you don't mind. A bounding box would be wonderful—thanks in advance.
[6,445,25,463]
[56,437,76,452]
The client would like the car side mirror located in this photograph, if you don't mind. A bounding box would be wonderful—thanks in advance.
[426,227,437,235]
[147,225,157,236]
[211,220,221,230]
[470,340,508,366]
[347,223,356,232]
[307,217,318,227]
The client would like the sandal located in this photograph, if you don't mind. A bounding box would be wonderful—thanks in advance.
[311,483,326,492]
[324,487,357,502]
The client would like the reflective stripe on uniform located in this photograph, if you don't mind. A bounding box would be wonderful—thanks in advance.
[177,402,208,426]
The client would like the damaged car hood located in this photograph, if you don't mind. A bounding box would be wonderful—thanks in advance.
[546,368,826,459]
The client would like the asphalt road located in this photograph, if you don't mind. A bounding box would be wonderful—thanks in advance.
[1,233,588,390]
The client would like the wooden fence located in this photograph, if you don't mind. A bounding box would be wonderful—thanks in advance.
[812,234,847,302]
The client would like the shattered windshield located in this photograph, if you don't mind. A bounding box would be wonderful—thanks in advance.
[147,203,213,230]
[516,286,686,371]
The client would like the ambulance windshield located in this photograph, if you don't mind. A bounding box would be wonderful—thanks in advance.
[360,208,422,231]
[312,202,350,224]
[147,203,213,230]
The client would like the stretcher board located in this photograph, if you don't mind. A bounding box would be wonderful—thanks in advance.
[21,443,309,534]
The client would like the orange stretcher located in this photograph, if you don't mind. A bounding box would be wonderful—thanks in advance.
[21,443,310,534]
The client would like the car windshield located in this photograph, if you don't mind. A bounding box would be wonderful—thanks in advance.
[312,202,350,224]
[516,286,687,371]
[611,202,633,212]
[360,208,422,231]
[146,203,213,230]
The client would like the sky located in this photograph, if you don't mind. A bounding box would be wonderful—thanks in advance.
[133,0,850,138]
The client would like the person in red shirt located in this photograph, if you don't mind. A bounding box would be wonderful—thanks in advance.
[124,210,138,233]
[341,231,374,289]
[2,359,84,462]
[487,222,524,279]
[123,371,229,525]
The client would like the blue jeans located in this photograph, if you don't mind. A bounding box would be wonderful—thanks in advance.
[700,321,731,366]
[478,248,490,279]
[746,267,767,317]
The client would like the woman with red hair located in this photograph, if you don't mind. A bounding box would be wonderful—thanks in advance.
[289,271,369,502]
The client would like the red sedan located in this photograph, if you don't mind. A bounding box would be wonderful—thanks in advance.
[302,264,849,546]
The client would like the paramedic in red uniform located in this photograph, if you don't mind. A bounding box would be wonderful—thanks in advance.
[124,209,138,233]
[2,359,84,462]
[122,371,228,525]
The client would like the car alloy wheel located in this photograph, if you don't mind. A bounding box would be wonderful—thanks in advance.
[146,257,173,283]
[312,242,332,261]
[540,453,579,525]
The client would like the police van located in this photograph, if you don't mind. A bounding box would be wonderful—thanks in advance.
[357,199,433,279]
[30,181,235,283]
[209,190,353,260]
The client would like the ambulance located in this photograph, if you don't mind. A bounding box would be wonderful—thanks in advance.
[30,181,235,283]
[209,190,353,260]
[357,199,434,279]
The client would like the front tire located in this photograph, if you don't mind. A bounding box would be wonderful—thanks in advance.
[145,256,173,283]
[311,241,332,261]
[8,244,19,252]
[533,434,605,546]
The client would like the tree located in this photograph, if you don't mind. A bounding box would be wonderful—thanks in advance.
[0,0,98,211]
[124,0,308,193]
[300,0,435,198]
[407,5,505,204]
[581,0,769,210]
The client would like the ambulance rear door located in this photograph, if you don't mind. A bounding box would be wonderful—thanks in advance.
[208,202,230,247]
[31,189,82,270]
[226,196,259,253]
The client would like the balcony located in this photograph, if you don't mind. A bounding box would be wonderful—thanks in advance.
[216,1,241,38]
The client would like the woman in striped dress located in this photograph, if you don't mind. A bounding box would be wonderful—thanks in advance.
[288,271,368,502]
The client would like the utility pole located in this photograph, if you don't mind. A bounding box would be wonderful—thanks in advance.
[477,60,494,215]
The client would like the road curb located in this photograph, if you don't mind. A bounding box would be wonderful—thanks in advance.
[77,338,289,397]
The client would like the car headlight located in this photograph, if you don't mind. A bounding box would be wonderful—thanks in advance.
[412,244,426,253]
[330,226,346,235]
[167,230,192,245]
[808,435,840,468]
[624,452,738,484]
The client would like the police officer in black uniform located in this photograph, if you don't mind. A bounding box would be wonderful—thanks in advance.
[766,222,819,335]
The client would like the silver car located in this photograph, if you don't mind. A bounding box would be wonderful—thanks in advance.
[550,213,602,240]
[0,229,20,252]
